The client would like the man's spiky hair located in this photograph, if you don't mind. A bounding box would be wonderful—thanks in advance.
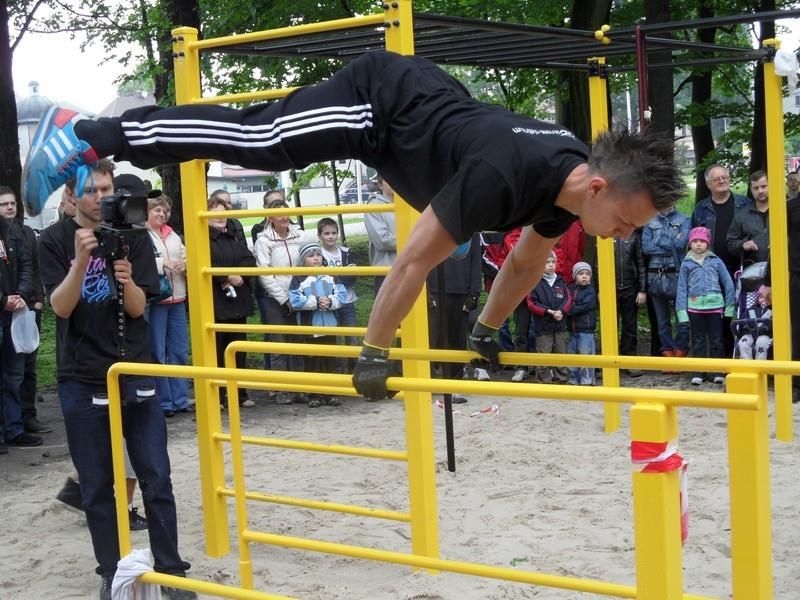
[588,128,686,210]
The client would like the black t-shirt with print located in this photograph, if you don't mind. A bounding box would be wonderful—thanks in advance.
[372,56,589,243]
[39,218,160,385]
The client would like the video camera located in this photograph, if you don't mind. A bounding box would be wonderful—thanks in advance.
[95,174,158,261]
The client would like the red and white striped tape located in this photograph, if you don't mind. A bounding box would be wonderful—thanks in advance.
[434,399,500,417]
[631,440,689,545]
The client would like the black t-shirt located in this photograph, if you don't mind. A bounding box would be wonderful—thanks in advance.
[39,218,160,385]
[373,55,589,243]
[712,195,736,269]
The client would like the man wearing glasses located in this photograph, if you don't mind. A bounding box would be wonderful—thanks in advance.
[691,164,751,355]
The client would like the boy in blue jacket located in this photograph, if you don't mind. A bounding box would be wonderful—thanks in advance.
[528,251,573,383]
[566,262,598,385]
[289,242,348,407]
[676,227,735,385]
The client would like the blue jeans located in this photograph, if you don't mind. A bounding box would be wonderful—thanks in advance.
[568,332,596,385]
[335,301,359,372]
[148,302,190,411]
[651,296,689,353]
[0,315,25,441]
[256,294,272,370]
[59,377,190,577]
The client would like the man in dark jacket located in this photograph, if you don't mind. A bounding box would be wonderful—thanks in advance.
[0,194,39,452]
[427,234,482,398]
[727,171,770,267]
[787,181,800,402]
[0,186,50,433]
[614,229,646,376]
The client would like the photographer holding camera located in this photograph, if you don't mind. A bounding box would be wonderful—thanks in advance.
[38,161,196,600]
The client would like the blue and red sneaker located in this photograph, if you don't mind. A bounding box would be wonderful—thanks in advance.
[21,106,99,216]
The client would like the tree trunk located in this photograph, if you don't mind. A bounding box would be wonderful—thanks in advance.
[0,0,22,214]
[644,0,674,157]
[554,0,612,143]
[157,0,201,235]
[749,1,776,176]
[690,0,716,202]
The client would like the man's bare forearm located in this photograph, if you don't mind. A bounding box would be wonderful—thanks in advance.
[49,261,88,318]
[478,226,559,328]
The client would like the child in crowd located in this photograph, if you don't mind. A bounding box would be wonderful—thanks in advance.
[528,251,573,383]
[566,262,598,385]
[676,227,735,385]
[317,217,359,366]
[289,242,348,407]
[735,286,773,360]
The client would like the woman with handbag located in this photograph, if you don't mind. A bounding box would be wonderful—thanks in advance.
[146,194,192,417]
[642,206,691,362]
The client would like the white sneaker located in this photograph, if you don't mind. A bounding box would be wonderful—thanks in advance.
[474,368,491,381]
[511,368,527,382]
[690,376,703,386]
[713,376,725,384]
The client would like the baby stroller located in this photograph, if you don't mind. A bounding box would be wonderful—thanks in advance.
[731,261,772,360]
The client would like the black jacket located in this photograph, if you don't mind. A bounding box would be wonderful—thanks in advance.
[614,230,646,292]
[210,226,255,320]
[427,235,482,297]
[0,218,33,308]
[788,196,800,272]
[567,283,598,333]
[726,205,770,266]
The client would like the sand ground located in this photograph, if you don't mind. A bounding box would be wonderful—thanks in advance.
[1,371,798,599]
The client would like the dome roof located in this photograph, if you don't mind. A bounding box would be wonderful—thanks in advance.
[16,81,55,124]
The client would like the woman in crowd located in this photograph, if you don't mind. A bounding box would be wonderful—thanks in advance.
[146,194,191,416]
[254,197,307,405]
[208,196,256,408]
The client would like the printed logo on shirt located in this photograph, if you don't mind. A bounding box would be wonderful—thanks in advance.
[511,127,576,139]
[80,256,112,303]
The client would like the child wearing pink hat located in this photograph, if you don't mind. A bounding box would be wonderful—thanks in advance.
[676,226,736,385]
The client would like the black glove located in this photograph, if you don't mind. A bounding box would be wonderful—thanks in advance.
[468,320,502,371]
[462,293,479,312]
[281,302,293,318]
[352,344,396,400]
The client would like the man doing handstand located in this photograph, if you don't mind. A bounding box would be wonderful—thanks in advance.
[22,51,684,400]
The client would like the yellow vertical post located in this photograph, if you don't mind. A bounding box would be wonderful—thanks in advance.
[173,27,230,557]
[762,39,793,442]
[383,0,440,561]
[588,57,620,433]
[726,372,773,599]
[629,403,682,600]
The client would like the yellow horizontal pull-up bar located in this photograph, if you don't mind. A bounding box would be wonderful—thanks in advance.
[213,432,407,461]
[217,488,410,522]
[207,265,390,277]
[242,531,717,600]
[208,323,370,337]
[192,87,300,106]
[199,202,394,221]
[138,571,294,600]
[190,13,386,51]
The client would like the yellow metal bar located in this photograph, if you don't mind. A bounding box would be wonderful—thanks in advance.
[190,13,386,51]
[762,41,793,442]
[223,349,256,587]
[199,202,395,220]
[209,379,366,397]
[235,339,800,376]
[217,488,411,522]
[106,362,758,410]
[107,374,132,557]
[588,57,621,433]
[630,403,683,600]
[138,572,295,600]
[208,323,371,336]
[726,372,773,599]
[240,531,716,600]
[214,432,407,461]
[192,87,299,106]
[172,25,230,557]
[383,0,440,564]
[207,266,390,277]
